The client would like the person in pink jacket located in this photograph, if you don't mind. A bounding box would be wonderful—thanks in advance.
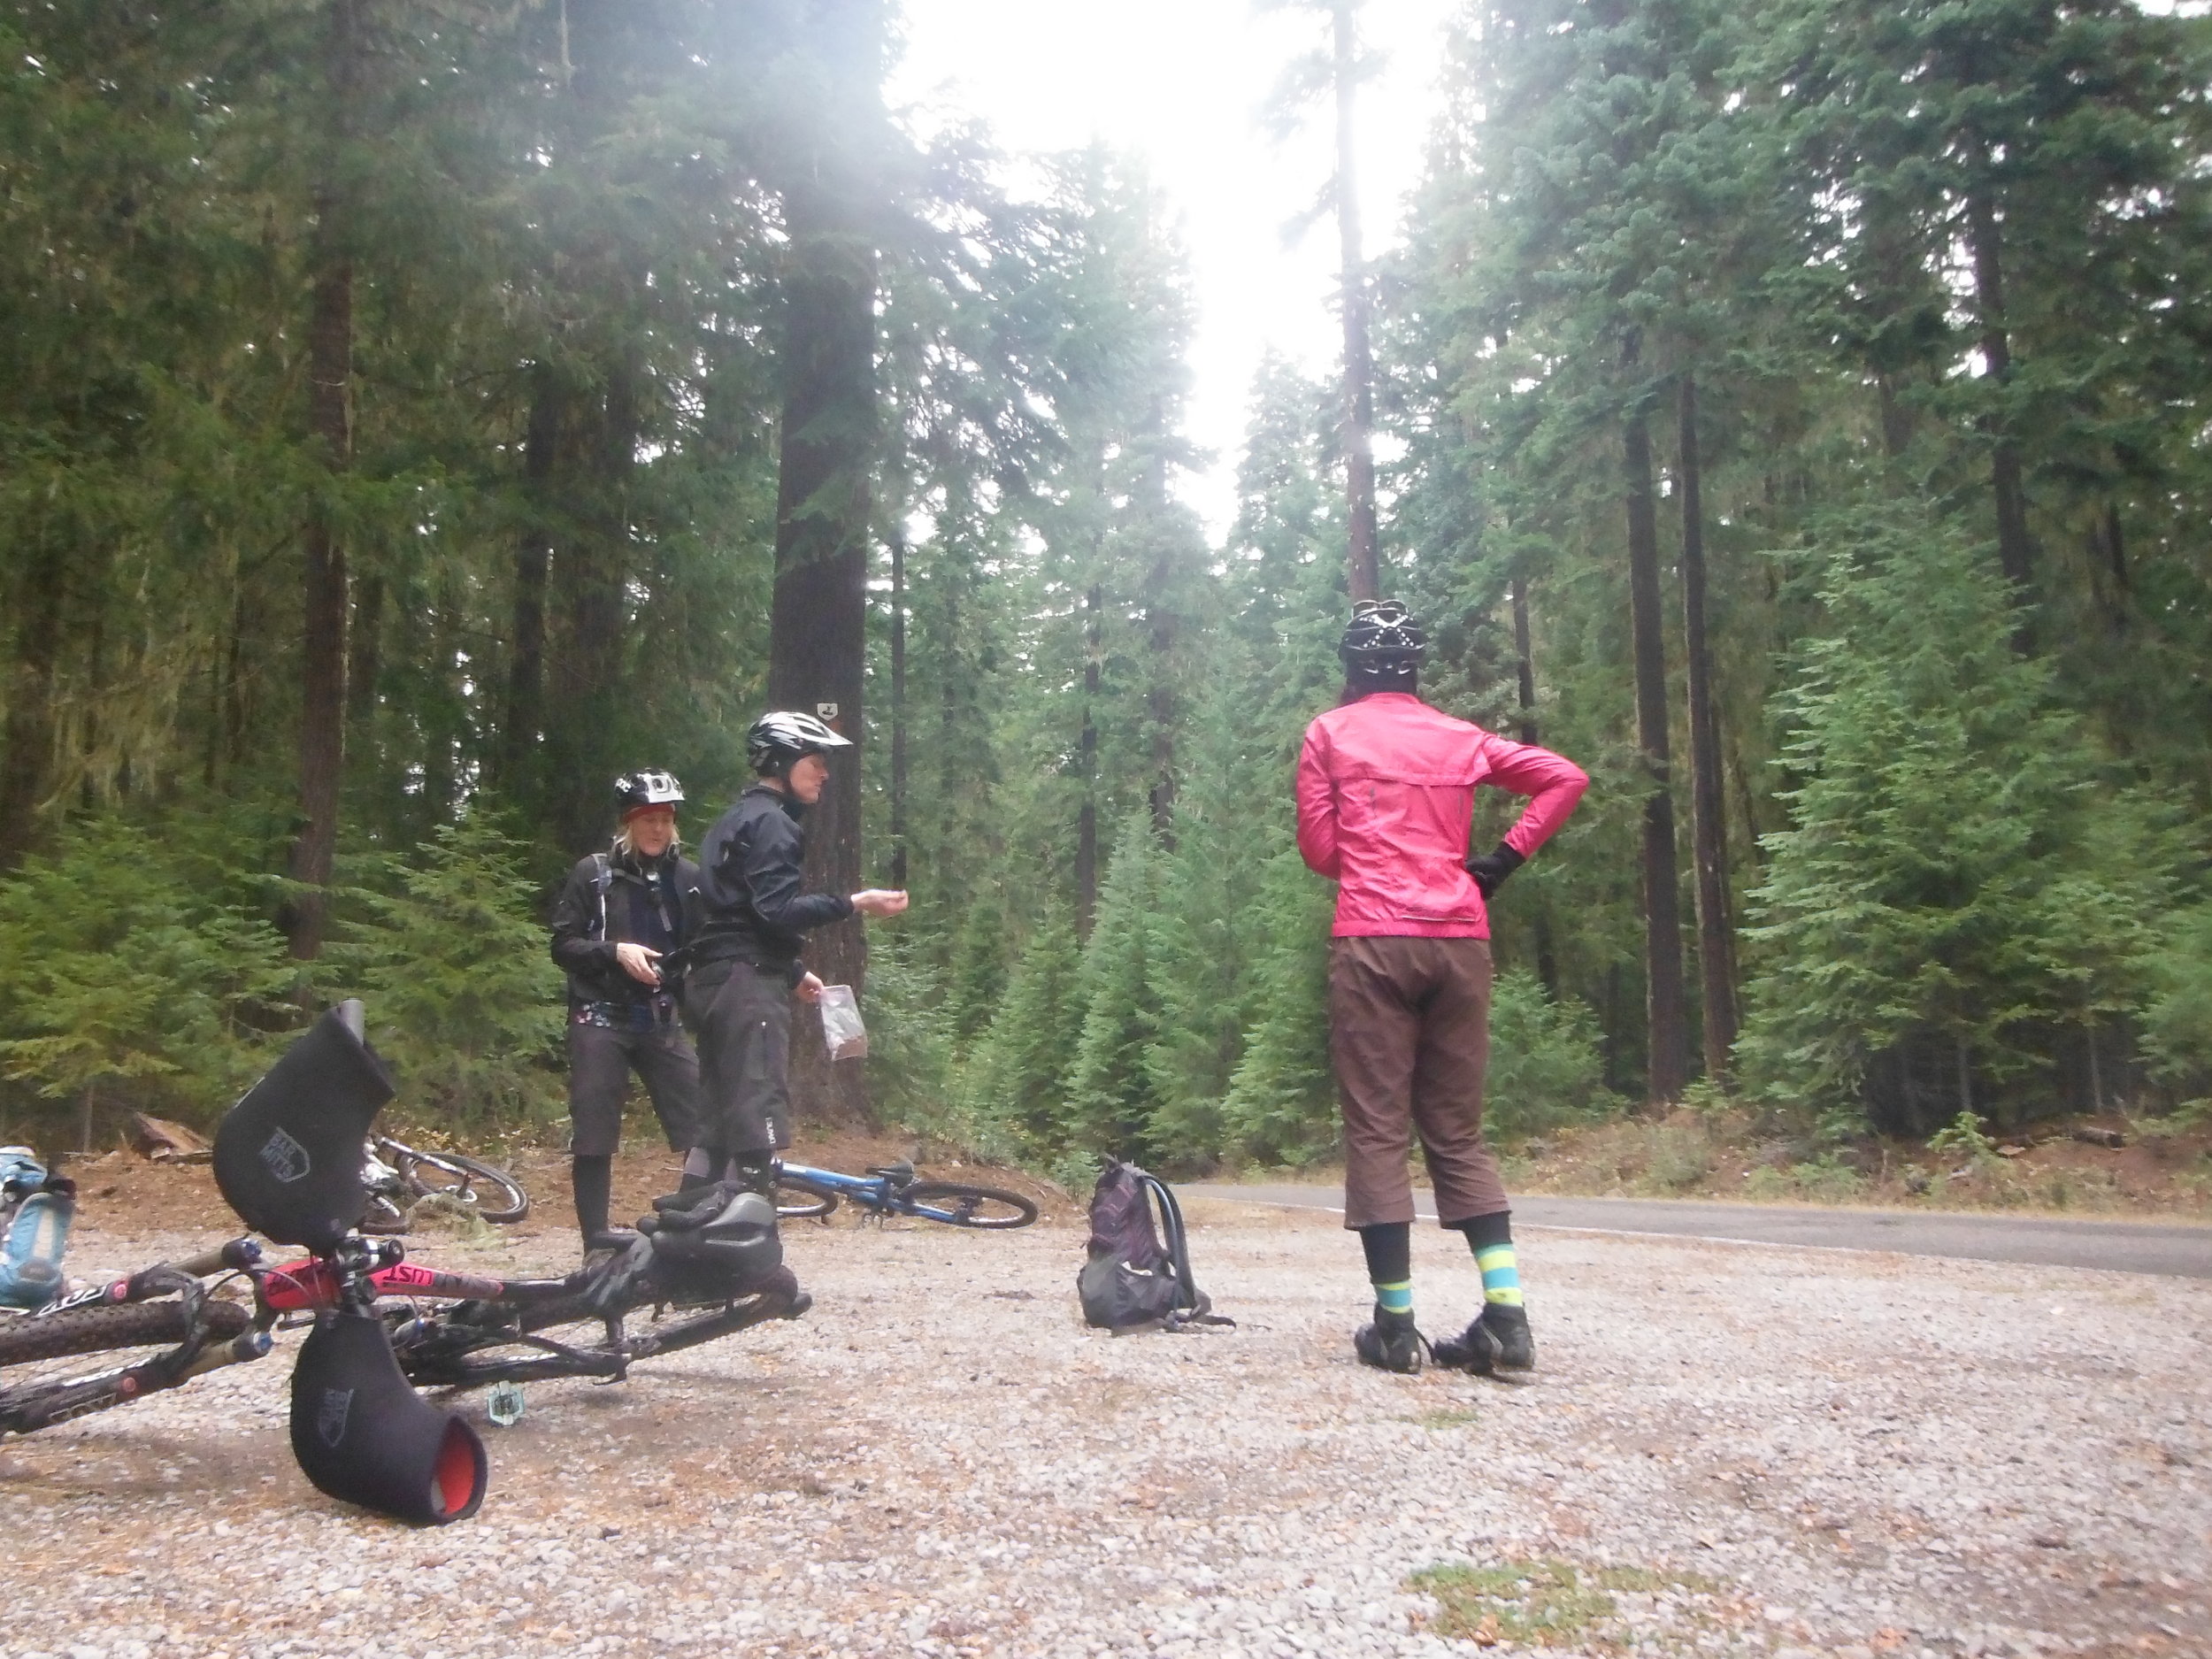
[1297,601,1588,1375]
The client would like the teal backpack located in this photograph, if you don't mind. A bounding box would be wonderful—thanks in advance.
[0,1148,74,1311]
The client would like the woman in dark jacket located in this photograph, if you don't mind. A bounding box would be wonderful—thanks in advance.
[549,769,704,1253]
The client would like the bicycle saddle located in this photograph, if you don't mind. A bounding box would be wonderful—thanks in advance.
[641,1180,761,1233]
[865,1160,915,1182]
[634,1187,782,1292]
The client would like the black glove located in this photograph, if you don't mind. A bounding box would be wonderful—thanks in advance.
[1465,841,1525,900]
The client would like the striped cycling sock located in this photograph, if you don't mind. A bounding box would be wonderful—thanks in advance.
[1476,1244,1524,1307]
[1373,1279,1414,1317]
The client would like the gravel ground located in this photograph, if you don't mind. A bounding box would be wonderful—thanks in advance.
[3,1201,2208,1659]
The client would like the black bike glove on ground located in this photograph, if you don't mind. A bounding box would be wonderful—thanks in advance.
[1465,841,1525,900]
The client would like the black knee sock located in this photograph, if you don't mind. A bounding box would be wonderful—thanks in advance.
[1453,1209,1513,1251]
[1358,1222,1413,1316]
[679,1146,722,1194]
[571,1155,613,1240]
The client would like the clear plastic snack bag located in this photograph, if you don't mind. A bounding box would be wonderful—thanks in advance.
[818,983,869,1061]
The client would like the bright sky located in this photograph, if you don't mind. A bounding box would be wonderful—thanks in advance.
[890,0,1459,541]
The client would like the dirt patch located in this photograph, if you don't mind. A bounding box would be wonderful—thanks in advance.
[1233,1108,2212,1222]
[51,1123,1079,1260]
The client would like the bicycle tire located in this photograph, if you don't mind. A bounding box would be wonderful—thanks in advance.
[772,1174,841,1221]
[395,1148,530,1224]
[0,1299,250,1368]
[900,1182,1039,1229]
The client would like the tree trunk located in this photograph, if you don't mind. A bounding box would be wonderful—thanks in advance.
[283,0,363,964]
[0,544,66,868]
[547,359,635,854]
[1509,570,1559,999]
[1623,341,1688,1104]
[222,587,250,779]
[1677,374,1738,1084]
[499,364,562,799]
[887,512,908,889]
[1963,180,2033,603]
[766,0,884,1122]
[1077,580,1101,935]
[347,569,382,728]
[1333,0,1379,603]
[1142,403,1177,840]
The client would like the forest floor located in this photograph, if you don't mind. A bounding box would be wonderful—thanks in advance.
[5,1167,2209,1659]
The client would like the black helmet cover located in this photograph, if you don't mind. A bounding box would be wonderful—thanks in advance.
[1340,600,1426,687]
[746,710,853,776]
[614,769,685,817]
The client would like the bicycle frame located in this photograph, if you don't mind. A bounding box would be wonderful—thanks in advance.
[774,1159,985,1225]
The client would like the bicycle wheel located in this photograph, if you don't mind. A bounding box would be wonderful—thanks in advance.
[0,1301,253,1432]
[900,1182,1039,1229]
[395,1148,530,1224]
[772,1173,841,1221]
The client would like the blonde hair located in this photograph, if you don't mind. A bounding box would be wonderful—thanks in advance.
[613,815,681,858]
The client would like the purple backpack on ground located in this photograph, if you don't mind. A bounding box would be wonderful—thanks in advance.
[1077,1159,1232,1333]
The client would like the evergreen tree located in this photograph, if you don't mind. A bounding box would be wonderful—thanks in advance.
[1737,503,2193,1131]
[1064,813,1165,1156]
[962,902,1085,1152]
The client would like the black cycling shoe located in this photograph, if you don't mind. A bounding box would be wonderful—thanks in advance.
[1433,1303,1533,1374]
[1353,1306,1425,1374]
[1481,1302,1534,1371]
[582,1228,637,1259]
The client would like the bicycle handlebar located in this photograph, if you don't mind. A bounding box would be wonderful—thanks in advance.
[174,1239,264,1279]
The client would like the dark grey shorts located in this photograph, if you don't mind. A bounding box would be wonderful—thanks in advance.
[565,1018,701,1157]
[682,961,793,1157]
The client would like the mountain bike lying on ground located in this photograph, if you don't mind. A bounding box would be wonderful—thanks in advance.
[0,1238,274,1434]
[772,1157,1038,1228]
[358,1133,530,1233]
[1,1000,806,1524]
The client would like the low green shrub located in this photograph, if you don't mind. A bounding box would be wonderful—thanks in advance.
[0,813,297,1143]
[327,810,564,1133]
[1642,1123,1715,1192]
[1485,971,1621,1141]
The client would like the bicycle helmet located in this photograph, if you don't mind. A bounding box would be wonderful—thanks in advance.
[613,769,685,818]
[1339,599,1426,688]
[746,710,852,777]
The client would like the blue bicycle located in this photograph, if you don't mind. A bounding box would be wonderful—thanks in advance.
[771,1159,1038,1229]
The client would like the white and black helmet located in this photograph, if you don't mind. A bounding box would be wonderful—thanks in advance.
[1340,600,1426,686]
[746,710,853,776]
[614,769,685,817]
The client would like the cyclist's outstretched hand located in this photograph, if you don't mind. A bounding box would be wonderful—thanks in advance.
[850,889,909,918]
[616,942,664,985]
[795,972,826,1003]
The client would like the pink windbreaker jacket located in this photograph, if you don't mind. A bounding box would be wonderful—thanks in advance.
[1295,692,1589,938]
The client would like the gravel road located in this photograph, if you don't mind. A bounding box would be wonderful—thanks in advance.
[1188,1187,2212,1280]
[4,1202,2208,1659]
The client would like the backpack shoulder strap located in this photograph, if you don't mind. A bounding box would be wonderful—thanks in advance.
[1143,1172,1234,1329]
[1142,1174,1195,1310]
[590,853,612,942]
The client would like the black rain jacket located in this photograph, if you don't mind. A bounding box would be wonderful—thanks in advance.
[549,846,703,1007]
[691,784,853,979]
